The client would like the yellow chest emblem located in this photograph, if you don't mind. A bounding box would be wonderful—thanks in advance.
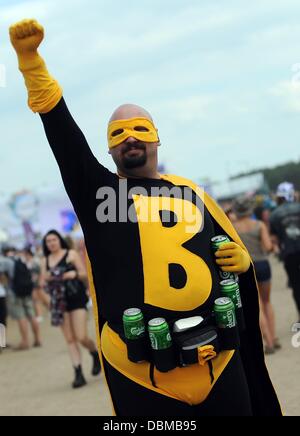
[133,194,212,311]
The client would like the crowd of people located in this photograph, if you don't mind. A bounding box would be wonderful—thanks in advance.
[0,232,101,389]
[224,181,300,354]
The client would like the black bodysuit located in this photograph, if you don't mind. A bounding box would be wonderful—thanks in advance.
[39,98,281,417]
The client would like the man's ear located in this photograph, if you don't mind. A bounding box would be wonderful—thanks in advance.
[108,149,111,155]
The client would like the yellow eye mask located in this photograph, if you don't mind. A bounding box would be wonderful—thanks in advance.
[107,117,159,149]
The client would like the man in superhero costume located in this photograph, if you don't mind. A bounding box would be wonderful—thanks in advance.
[9,19,281,416]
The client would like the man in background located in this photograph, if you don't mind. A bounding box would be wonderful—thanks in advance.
[3,247,41,350]
[0,248,15,329]
[270,182,300,323]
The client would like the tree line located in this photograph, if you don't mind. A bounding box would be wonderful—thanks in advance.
[232,160,300,191]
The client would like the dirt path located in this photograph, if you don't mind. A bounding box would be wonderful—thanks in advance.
[0,311,111,416]
[264,257,300,416]
[0,256,299,416]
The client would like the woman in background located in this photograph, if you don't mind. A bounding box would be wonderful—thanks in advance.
[40,230,101,388]
[232,197,281,354]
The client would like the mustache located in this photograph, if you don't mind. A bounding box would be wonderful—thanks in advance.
[122,141,146,155]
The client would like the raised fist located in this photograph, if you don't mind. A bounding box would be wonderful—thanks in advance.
[9,19,44,54]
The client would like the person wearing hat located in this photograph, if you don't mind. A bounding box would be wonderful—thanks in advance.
[232,196,280,354]
[8,18,282,416]
[270,182,300,323]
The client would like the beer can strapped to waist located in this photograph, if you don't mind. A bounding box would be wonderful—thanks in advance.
[123,308,149,363]
[123,308,145,340]
[211,235,238,282]
[148,318,172,350]
[214,297,240,350]
[220,279,246,332]
[148,318,176,372]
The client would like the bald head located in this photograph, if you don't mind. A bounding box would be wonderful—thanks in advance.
[109,104,153,123]
[107,103,160,180]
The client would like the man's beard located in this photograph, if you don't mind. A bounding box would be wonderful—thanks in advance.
[122,142,147,169]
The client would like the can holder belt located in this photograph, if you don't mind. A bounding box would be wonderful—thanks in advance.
[123,321,240,373]
[174,325,220,366]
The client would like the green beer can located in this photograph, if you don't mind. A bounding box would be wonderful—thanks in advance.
[211,235,230,252]
[214,297,240,349]
[214,297,236,329]
[123,308,146,340]
[220,279,246,332]
[148,318,172,350]
[220,279,242,309]
[211,235,238,282]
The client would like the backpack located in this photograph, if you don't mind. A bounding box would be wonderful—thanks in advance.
[12,258,33,298]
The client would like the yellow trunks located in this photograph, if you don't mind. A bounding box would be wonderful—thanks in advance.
[101,323,235,406]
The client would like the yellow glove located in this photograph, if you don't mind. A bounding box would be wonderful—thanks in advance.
[9,18,62,113]
[215,242,251,274]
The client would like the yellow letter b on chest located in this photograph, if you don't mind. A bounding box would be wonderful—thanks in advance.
[133,195,212,312]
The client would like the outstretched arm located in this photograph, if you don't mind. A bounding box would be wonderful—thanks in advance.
[9,19,111,218]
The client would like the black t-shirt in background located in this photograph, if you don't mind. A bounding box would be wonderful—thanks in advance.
[270,202,300,259]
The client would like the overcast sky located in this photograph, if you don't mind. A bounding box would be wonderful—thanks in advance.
[1,0,300,196]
